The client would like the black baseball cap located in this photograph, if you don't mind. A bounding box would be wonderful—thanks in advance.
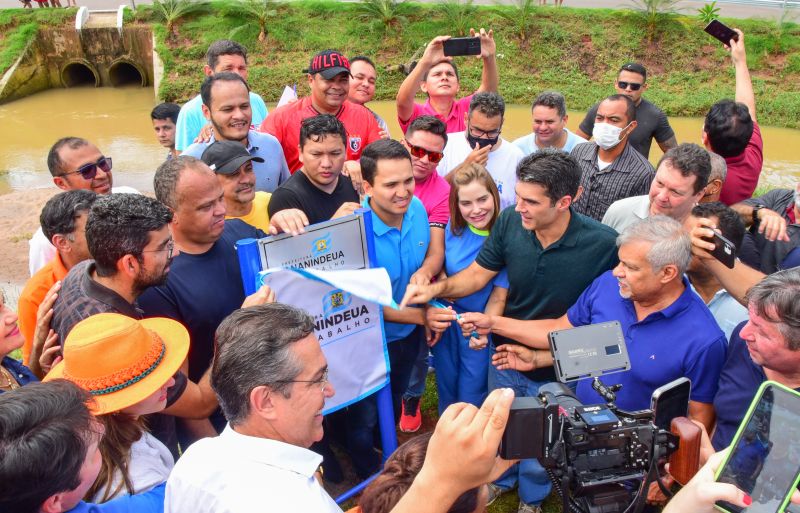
[200,141,264,175]
[305,50,351,80]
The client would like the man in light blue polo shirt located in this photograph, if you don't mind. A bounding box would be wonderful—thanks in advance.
[175,40,268,152]
[360,139,440,420]
[182,73,289,194]
[513,91,586,156]
[467,216,726,433]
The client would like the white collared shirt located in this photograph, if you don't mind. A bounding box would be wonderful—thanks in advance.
[165,425,342,513]
[601,194,651,233]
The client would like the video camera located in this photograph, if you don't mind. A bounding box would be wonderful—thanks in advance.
[500,322,697,513]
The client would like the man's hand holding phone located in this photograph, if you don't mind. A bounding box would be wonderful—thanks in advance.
[726,28,746,66]
[690,216,725,261]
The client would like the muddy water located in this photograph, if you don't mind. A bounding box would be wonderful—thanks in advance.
[0,87,163,195]
[1,91,798,194]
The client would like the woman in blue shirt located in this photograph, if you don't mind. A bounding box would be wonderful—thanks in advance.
[427,163,508,412]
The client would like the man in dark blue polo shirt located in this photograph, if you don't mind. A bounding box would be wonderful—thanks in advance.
[400,149,619,512]
[474,216,726,430]
[712,268,800,450]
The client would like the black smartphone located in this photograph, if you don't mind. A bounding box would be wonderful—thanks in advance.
[443,37,481,57]
[705,20,739,46]
[651,377,691,432]
[703,231,737,269]
[715,381,800,513]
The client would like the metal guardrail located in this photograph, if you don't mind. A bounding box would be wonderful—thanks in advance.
[714,0,800,8]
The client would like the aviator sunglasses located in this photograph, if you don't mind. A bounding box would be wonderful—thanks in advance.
[62,156,113,180]
[617,81,643,91]
[405,141,444,164]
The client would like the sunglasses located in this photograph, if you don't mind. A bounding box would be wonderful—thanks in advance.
[617,81,643,91]
[62,157,113,180]
[405,141,444,164]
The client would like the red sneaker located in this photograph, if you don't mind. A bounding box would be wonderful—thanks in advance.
[399,396,422,433]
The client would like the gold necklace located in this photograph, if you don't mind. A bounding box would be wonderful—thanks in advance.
[0,365,20,390]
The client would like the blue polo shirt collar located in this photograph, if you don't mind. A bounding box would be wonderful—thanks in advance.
[631,276,693,324]
[245,135,259,153]
[362,196,417,237]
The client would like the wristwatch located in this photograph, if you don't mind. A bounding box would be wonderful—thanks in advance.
[751,203,766,231]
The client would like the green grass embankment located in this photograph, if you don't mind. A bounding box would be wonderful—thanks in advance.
[0,9,74,76]
[2,3,800,128]
[139,1,800,128]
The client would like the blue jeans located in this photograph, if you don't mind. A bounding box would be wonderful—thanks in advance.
[388,327,424,419]
[489,352,553,506]
[403,331,429,401]
[431,325,490,413]
[338,395,380,479]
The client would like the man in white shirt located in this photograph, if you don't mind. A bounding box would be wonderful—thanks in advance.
[30,137,138,275]
[513,91,586,156]
[436,92,524,210]
[166,303,521,513]
[602,143,711,234]
[166,303,339,513]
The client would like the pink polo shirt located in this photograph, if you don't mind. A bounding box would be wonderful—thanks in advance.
[399,94,474,135]
[414,171,451,227]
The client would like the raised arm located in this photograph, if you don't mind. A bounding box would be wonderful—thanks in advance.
[473,28,498,94]
[729,29,756,123]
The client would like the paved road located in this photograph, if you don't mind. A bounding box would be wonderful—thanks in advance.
[0,0,794,20]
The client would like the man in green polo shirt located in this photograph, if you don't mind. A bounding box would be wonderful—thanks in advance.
[400,149,618,513]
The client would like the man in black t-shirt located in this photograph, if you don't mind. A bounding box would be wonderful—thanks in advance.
[268,115,361,225]
[576,63,677,160]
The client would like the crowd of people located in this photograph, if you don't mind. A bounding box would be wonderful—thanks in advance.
[1,23,799,513]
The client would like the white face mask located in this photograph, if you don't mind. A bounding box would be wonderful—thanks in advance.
[594,121,632,150]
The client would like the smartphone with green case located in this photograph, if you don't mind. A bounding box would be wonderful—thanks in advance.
[714,380,800,513]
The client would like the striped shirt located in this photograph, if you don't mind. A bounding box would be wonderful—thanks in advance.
[570,141,655,221]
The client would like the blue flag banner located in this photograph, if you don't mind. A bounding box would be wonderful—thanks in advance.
[257,267,395,414]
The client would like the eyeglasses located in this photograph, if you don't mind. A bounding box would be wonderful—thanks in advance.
[405,141,444,164]
[274,368,330,393]
[468,124,502,139]
[142,240,175,259]
[617,81,643,91]
[62,157,113,181]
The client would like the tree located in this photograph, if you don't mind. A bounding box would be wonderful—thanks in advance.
[356,0,413,33]
[697,1,721,25]
[628,0,680,41]
[225,0,278,42]
[493,0,537,43]
[152,0,207,41]
[436,0,477,37]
